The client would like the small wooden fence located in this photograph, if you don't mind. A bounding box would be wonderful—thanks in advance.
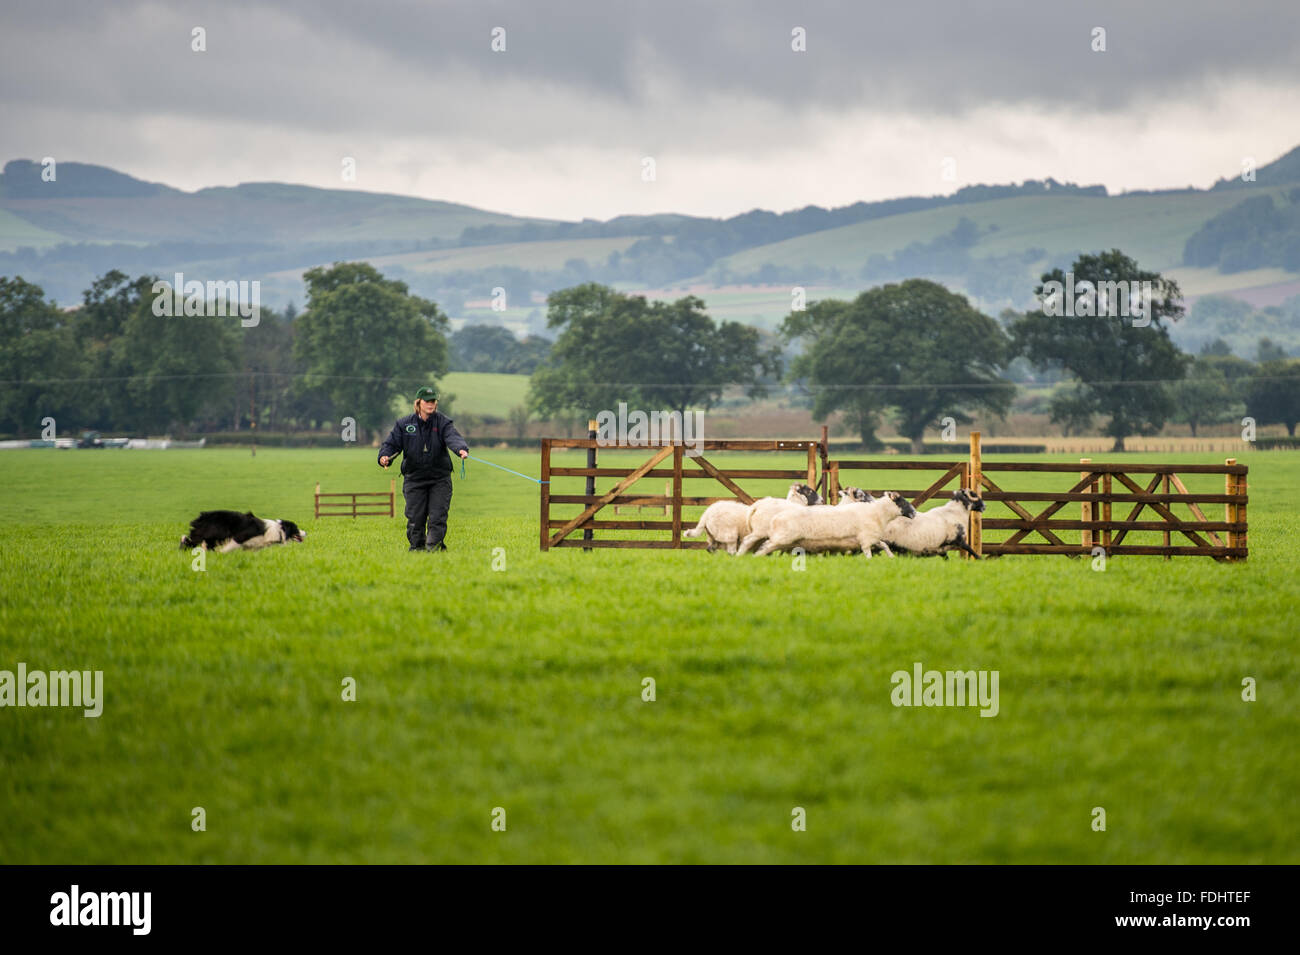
[314,479,396,519]
[541,434,825,550]
[542,430,1248,560]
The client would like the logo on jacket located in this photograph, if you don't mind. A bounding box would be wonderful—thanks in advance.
[405,424,416,433]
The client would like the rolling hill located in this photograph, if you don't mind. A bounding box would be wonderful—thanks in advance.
[3,145,1299,340]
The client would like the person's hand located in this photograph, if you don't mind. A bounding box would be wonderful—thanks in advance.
[458,449,468,459]
[380,455,391,468]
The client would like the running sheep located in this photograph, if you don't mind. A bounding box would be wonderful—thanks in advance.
[754,491,916,557]
[882,488,985,559]
[734,483,823,555]
[685,483,820,554]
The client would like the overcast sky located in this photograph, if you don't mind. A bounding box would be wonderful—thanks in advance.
[2,0,1298,220]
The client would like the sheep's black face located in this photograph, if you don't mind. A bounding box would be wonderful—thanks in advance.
[954,489,985,512]
[889,492,917,519]
[796,484,820,505]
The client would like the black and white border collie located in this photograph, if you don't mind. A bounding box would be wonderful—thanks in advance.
[180,510,306,552]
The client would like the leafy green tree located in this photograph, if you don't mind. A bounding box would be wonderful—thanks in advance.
[294,262,448,439]
[1047,385,1097,437]
[113,281,241,434]
[74,271,156,430]
[0,276,82,435]
[508,404,531,440]
[783,279,1013,452]
[529,283,777,421]
[1256,337,1288,362]
[1169,358,1241,436]
[1246,360,1300,436]
[449,323,551,374]
[1010,249,1189,450]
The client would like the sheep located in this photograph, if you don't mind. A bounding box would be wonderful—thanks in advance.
[838,486,874,503]
[882,488,985,559]
[683,500,752,554]
[734,483,822,555]
[754,491,917,557]
[685,483,820,554]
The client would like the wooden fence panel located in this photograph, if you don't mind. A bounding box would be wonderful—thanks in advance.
[539,434,1249,559]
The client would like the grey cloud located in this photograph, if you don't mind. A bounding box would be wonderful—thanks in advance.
[4,0,1299,129]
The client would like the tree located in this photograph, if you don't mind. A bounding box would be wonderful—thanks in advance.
[1168,358,1240,436]
[449,324,520,372]
[1256,337,1288,362]
[783,279,1014,452]
[113,280,241,434]
[449,323,551,374]
[1010,249,1189,451]
[528,283,778,421]
[508,404,531,440]
[1047,385,1096,437]
[74,271,156,430]
[1246,360,1300,436]
[0,276,82,435]
[294,262,448,440]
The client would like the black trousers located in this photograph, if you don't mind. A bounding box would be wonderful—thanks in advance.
[402,472,453,549]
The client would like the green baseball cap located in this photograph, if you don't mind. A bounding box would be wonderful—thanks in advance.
[414,387,438,402]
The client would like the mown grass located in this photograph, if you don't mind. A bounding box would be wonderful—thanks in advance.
[0,447,1296,863]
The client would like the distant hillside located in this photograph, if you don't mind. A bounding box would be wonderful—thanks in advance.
[1210,143,1300,190]
[3,145,1300,336]
[0,159,181,199]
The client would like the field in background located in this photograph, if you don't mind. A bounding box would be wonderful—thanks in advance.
[440,372,531,420]
[0,447,1296,863]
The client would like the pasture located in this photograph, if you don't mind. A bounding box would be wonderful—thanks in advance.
[0,447,1297,863]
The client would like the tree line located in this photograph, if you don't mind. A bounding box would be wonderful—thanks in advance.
[2,249,1298,447]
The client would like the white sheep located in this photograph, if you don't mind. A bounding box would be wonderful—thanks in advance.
[754,492,916,557]
[683,500,752,554]
[882,488,985,559]
[734,483,823,555]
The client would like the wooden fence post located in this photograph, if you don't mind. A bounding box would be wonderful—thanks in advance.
[584,419,597,551]
[806,444,817,490]
[1239,465,1248,561]
[819,425,830,501]
[1102,472,1112,552]
[1080,458,1092,549]
[1225,458,1242,561]
[314,482,321,520]
[540,439,551,551]
[672,443,683,547]
[828,462,840,501]
[969,431,982,558]
[1162,473,1171,560]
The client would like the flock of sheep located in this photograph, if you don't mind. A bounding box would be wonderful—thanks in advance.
[684,483,986,559]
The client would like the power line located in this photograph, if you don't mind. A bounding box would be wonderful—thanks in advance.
[0,371,1295,389]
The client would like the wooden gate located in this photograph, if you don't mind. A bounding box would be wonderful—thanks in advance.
[826,434,1248,561]
[977,458,1249,560]
[540,437,825,550]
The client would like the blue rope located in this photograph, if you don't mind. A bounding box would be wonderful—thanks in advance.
[463,454,549,484]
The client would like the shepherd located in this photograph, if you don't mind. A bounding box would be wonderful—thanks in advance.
[378,386,469,552]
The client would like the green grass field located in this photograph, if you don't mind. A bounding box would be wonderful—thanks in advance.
[440,372,531,419]
[0,447,1296,863]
